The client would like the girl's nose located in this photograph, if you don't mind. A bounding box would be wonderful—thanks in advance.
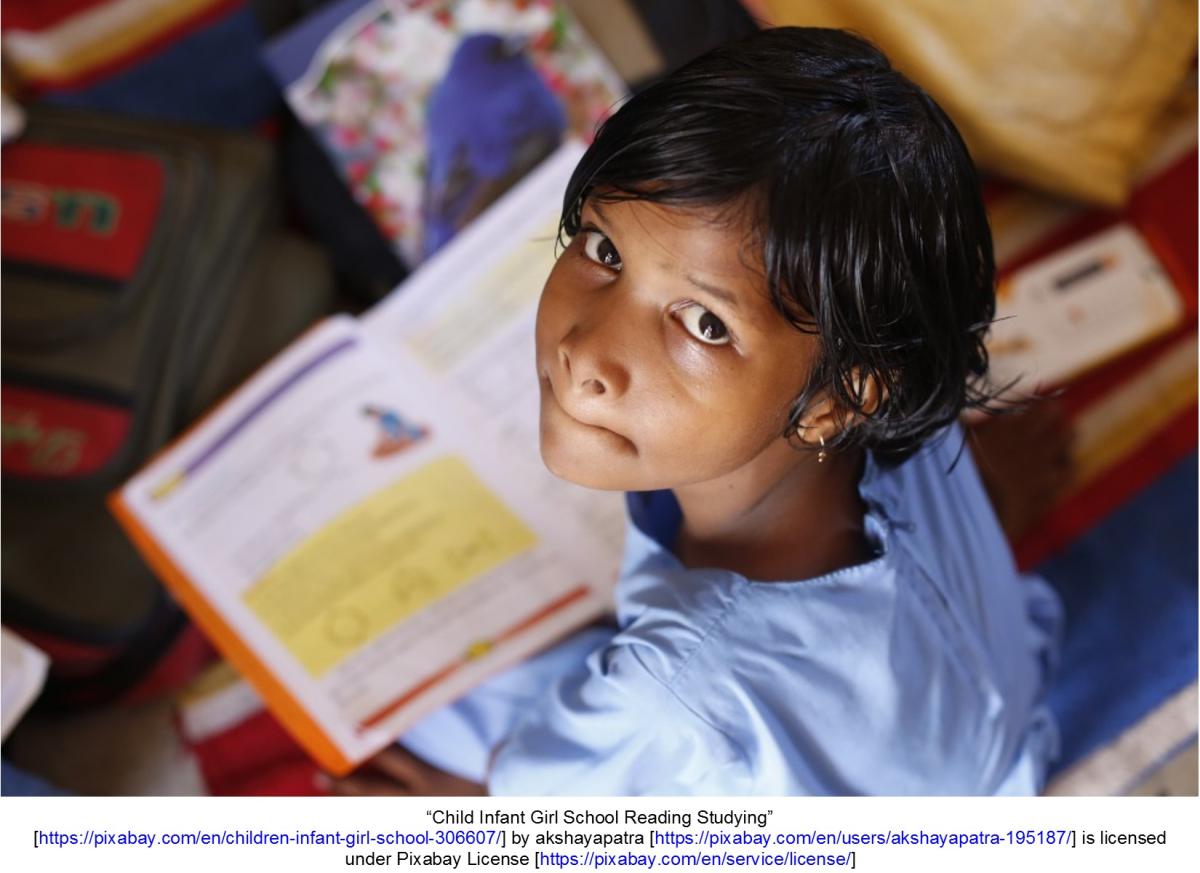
[557,307,632,400]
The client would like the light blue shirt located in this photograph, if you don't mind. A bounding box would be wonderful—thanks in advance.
[403,426,1061,794]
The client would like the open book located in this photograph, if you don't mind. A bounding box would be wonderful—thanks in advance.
[110,142,625,775]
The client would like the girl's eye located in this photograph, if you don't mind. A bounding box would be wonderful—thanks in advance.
[582,230,622,269]
[676,303,731,346]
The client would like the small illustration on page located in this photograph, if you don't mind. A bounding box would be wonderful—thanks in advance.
[363,405,429,458]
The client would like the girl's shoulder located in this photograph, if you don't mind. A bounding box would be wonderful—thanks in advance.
[613,423,1033,695]
[611,509,907,696]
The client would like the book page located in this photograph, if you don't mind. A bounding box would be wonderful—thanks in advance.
[118,312,612,768]
[362,140,627,589]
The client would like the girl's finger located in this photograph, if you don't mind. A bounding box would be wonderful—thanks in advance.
[330,775,412,797]
[368,746,430,787]
[313,771,334,793]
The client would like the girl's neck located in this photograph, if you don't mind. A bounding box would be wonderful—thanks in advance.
[673,442,871,582]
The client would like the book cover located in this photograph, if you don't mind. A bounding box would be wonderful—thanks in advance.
[987,223,1185,392]
[264,0,625,266]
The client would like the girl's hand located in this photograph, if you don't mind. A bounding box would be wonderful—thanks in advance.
[324,746,486,796]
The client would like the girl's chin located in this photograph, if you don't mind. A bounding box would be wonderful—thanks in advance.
[537,405,644,491]
[537,432,647,492]
[539,445,634,491]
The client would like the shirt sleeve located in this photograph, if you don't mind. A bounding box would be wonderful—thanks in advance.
[487,641,748,795]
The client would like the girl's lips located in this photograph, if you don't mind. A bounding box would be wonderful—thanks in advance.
[540,372,635,450]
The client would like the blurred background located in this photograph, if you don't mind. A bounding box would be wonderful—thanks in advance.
[1,0,1196,796]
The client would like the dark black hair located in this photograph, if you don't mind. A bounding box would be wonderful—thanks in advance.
[560,27,997,462]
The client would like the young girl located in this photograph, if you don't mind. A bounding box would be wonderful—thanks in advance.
[331,26,1061,796]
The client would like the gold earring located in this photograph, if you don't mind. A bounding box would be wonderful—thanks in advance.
[817,434,828,464]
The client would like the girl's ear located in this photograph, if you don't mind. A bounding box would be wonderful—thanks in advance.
[793,369,885,449]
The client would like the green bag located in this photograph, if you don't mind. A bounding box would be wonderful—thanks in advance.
[2,106,337,704]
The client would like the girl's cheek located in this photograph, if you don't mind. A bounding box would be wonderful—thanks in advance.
[538,258,591,333]
[556,252,617,304]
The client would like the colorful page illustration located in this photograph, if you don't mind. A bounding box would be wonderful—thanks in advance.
[264,0,625,265]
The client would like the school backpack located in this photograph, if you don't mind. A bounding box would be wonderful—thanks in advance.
[1,105,338,706]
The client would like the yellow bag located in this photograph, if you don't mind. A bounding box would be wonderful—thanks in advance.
[762,0,1197,205]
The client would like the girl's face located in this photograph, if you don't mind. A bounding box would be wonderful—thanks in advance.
[535,195,818,492]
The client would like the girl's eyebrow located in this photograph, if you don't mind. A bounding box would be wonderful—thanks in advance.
[586,200,611,227]
[685,273,741,313]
